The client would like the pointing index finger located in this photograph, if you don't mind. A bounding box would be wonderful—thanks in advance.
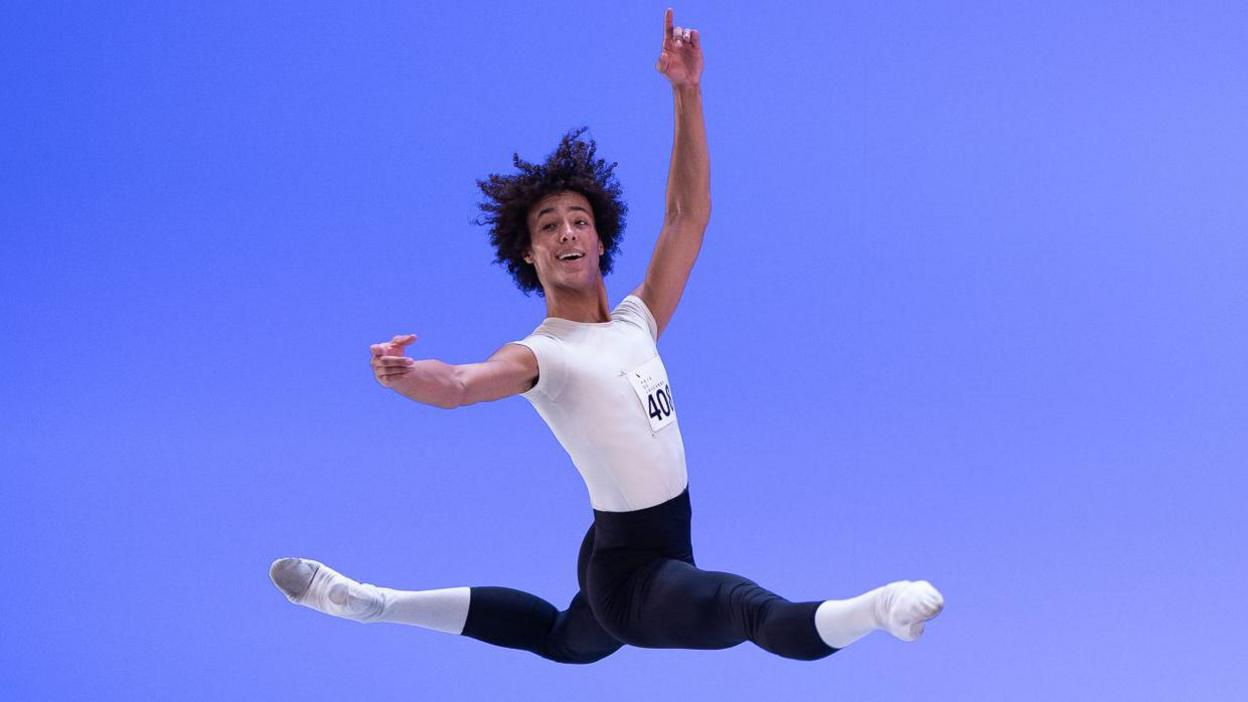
[663,8,673,45]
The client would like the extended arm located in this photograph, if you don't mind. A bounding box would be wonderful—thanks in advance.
[633,9,710,339]
[371,335,538,409]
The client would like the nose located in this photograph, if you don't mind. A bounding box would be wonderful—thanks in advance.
[560,221,577,241]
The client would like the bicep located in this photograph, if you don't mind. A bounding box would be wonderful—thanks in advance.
[455,343,539,406]
[636,219,707,338]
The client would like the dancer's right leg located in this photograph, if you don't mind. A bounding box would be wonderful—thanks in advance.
[269,526,623,665]
[269,557,470,634]
[461,587,622,664]
[268,558,621,664]
[461,523,622,664]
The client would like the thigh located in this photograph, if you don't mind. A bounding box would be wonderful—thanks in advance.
[557,524,623,661]
[462,523,623,664]
[631,560,833,660]
[576,522,595,594]
[640,559,759,649]
[590,555,756,650]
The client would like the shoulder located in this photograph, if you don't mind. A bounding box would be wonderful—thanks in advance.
[613,294,659,341]
[491,340,540,368]
[507,329,568,400]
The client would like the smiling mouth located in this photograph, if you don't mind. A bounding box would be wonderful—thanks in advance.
[557,252,584,261]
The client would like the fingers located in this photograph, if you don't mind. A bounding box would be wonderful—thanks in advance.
[374,356,416,368]
[372,356,415,377]
[370,334,418,357]
[666,21,696,52]
[372,356,416,386]
[658,8,701,78]
[369,334,418,387]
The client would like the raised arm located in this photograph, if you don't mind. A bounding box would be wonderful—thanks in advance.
[370,335,538,409]
[632,8,710,339]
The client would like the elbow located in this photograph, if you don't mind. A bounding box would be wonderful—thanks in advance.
[665,202,711,229]
[686,203,710,227]
[438,367,468,410]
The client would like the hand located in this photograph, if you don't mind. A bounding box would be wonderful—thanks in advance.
[370,334,417,388]
[656,8,702,86]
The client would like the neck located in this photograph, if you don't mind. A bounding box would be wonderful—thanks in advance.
[542,278,611,323]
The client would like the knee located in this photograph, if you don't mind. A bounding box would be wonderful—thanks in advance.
[588,613,650,649]
[539,606,624,664]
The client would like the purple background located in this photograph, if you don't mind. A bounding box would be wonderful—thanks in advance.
[3,2,1245,700]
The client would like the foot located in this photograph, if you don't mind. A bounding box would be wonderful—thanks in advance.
[876,580,944,641]
[270,557,316,601]
[269,557,386,623]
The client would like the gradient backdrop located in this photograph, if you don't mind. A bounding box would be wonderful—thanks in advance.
[3,2,1246,700]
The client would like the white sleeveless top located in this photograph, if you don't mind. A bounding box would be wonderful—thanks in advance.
[509,295,688,512]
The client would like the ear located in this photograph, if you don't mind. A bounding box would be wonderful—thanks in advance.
[598,240,605,256]
[524,247,534,265]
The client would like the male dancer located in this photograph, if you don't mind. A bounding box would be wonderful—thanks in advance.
[271,9,943,663]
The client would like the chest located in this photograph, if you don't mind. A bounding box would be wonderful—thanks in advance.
[564,332,677,433]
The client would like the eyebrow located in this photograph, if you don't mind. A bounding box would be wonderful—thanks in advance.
[536,205,591,218]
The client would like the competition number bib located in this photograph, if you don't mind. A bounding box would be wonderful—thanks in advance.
[627,355,677,433]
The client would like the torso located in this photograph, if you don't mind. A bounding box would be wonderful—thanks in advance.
[511,295,687,512]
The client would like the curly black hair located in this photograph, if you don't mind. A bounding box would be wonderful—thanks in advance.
[477,127,627,296]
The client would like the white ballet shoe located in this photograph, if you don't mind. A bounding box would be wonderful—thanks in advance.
[269,557,386,623]
[878,580,944,642]
[270,557,317,602]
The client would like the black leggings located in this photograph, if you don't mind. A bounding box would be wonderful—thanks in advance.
[461,489,836,663]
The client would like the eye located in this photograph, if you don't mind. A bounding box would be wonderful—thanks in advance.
[576,219,589,226]
[542,223,556,231]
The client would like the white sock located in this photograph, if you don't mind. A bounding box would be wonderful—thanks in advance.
[814,580,944,649]
[269,557,471,634]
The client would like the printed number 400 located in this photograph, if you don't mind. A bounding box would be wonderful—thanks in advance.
[647,383,675,422]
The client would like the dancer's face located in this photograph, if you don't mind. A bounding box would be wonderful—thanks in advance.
[525,191,605,294]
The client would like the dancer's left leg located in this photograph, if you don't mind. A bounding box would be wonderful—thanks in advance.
[814,580,945,648]
[594,560,944,660]
[595,558,837,660]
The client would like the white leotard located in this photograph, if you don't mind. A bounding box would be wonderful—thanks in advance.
[509,295,688,512]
